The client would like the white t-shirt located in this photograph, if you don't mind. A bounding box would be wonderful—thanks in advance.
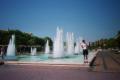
[81,42,87,50]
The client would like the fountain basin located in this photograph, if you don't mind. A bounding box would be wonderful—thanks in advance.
[4,51,98,67]
[4,56,17,61]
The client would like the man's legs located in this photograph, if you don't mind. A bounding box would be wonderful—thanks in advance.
[85,50,88,63]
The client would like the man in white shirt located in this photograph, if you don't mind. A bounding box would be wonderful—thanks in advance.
[81,40,88,63]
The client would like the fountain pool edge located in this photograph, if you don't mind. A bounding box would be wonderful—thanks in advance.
[5,61,90,68]
[5,50,99,67]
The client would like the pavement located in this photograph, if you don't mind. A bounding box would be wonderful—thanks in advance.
[0,50,120,80]
[91,49,120,72]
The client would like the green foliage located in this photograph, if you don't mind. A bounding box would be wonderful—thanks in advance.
[0,29,53,51]
[90,30,120,49]
[116,30,120,48]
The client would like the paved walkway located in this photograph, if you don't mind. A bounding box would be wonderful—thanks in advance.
[91,50,120,72]
[0,50,120,80]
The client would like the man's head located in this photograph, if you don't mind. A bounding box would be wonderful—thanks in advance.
[82,40,85,43]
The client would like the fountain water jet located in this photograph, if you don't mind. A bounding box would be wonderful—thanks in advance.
[75,39,80,54]
[53,27,64,58]
[45,40,50,54]
[75,37,83,54]
[31,47,37,56]
[66,32,74,56]
[6,34,16,56]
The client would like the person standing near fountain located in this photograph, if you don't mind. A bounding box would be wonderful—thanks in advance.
[0,46,4,65]
[81,40,88,63]
[1,46,5,60]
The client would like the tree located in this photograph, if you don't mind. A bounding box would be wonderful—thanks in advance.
[0,29,53,52]
[116,31,120,48]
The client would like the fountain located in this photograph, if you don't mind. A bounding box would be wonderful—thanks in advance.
[53,27,64,58]
[5,27,97,66]
[75,39,80,54]
[75,37,83,54]
[52,28,82,57]
[31,47,37,56]
[45,40,50,54]
[66,32,74,56]
[5,34,16,60]
[6,35,15,56]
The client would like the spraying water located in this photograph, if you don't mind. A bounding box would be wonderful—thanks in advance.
[75,39,80,54]
[6,34,15,56]
[53,27,64,58]
[75,37,83,54]
[45,40,50,54]
[66,32,74,56]
[31,47,37,56]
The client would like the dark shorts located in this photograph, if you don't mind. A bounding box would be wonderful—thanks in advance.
[83,49,88,56]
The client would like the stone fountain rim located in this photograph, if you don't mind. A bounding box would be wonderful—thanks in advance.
[5,61,90,67]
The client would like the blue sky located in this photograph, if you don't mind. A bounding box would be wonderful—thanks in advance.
[0,0,120,42]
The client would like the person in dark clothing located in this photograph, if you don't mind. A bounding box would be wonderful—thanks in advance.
[1,47,5,59]
[0,47,5,65]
